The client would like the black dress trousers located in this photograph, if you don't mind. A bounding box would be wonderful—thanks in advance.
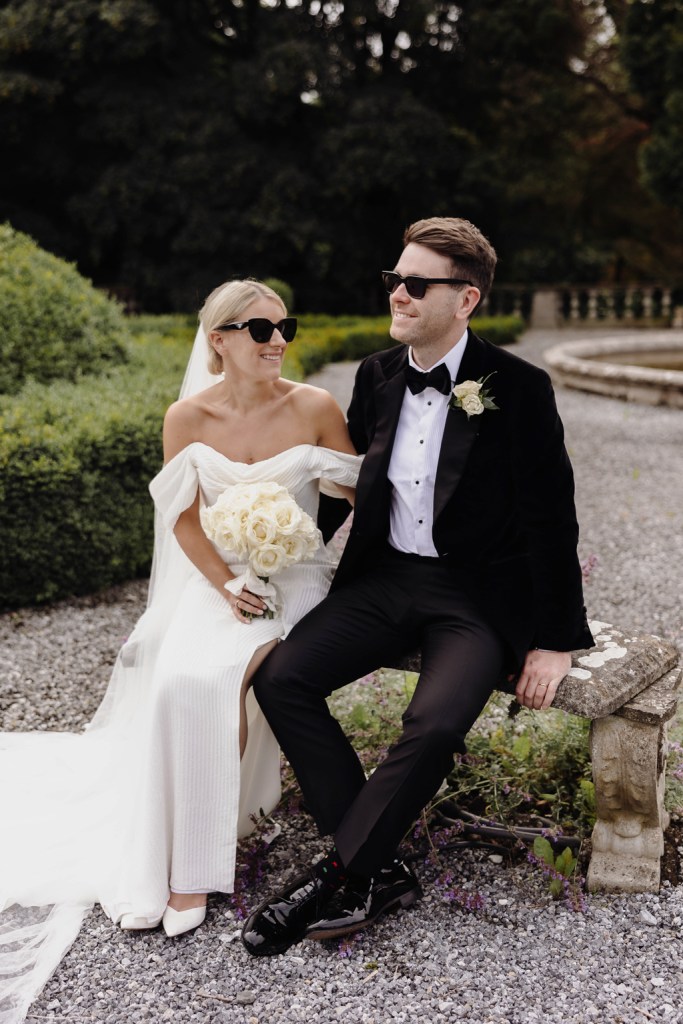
[252,546,504,877]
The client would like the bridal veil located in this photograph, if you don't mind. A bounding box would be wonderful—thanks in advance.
[0,327,222,1023]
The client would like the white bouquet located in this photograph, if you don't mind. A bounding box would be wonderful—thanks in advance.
[200,481,320,618]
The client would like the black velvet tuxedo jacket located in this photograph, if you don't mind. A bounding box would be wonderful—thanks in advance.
[329,331,594,671]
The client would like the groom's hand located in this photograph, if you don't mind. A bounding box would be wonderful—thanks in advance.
[513,649,571,710]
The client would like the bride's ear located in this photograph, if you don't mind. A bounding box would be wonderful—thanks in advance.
[208,331,224,355]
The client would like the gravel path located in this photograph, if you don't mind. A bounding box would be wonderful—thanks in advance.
[3,328,683,1024]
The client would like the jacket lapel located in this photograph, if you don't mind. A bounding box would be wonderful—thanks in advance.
[355,350,408,518]
[433,332,487,523]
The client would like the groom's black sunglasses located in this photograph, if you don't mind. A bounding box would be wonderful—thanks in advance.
[381,271,474,300]
[216,317,298,343]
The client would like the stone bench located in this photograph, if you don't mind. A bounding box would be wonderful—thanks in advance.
[390,620,681,893]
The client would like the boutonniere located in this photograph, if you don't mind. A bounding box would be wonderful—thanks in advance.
[448,372,499,418]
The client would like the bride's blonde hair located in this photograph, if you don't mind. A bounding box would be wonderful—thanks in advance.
[199,280,287,374]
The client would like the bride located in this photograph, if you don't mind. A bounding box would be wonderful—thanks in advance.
[0,280,360,1021]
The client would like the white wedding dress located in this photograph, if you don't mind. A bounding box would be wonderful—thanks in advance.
[0,327,361,1024]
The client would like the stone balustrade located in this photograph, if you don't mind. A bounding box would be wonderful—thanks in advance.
[478,285,681,330]
[389,621,681,893]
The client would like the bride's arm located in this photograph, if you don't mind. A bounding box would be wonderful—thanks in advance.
[162,403,266,620]
[313,391,357,505]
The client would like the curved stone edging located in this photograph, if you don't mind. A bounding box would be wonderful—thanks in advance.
[544,332,683,407]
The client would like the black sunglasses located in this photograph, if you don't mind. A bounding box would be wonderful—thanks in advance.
[216,317,297,343]
[381,271,474,300]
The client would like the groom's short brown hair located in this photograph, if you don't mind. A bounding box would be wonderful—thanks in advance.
[404,217,497,304]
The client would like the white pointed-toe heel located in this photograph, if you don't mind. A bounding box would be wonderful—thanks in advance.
[162,904,207,937]
[120,913,162,931]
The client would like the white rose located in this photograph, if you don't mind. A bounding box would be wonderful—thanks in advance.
[273,499,302,536]
[216,486,253,529]
[244,507,279,546]
[452,380,482,400]
[300,523,321,557]
[280,533,308,563]
[281,530,319,563]
[461,393,484,416]
[251,543,288,577]
[252,482,287,506]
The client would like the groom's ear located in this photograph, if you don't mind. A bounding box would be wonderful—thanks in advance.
[317,494,352,543]
[455,286,481,321]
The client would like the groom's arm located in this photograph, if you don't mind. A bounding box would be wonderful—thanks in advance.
[346,355,376,454]
[506,367,593,708]
[514,648,572,710]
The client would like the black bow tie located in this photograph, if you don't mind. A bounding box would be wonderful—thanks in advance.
[404,362,452,396]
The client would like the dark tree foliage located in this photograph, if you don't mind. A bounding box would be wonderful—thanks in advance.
[620,0,683,216]
[0,0,680,312]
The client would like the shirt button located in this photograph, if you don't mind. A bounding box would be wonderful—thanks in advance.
[419,439,424,444]
[415,480,420,485]
[418,519,423,524]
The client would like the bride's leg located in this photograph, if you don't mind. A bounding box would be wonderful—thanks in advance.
[166,639,279,915]
[240,639,279,758]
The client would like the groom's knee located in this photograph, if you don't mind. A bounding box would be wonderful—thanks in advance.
[251,640,301,711]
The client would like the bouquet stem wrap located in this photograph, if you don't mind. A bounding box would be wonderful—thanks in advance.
[223,568,278,618]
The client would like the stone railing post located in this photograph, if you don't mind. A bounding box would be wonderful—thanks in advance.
[529,289,560,328]
[588,666,681,892]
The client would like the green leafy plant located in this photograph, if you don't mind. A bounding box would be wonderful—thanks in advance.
[446,695,595,835]
[263,277,294,313]
[532,836,579,899]
[0,224,129,394]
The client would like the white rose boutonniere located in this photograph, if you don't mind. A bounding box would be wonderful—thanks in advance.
[449,372,499,418]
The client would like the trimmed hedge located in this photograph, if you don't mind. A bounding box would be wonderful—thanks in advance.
[263,277,295,313]
[0,320,192,607]
[0,224,129,395]
[285,314,524,380]
[0,313,523,609]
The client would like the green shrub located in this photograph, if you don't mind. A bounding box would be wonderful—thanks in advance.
[0,318,192,607]
[449,695,595,834]
[471,315,525,347]
[263,277,295,313]
[0,224,130,395]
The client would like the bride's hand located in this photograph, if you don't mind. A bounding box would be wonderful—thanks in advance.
[229,588,266,623]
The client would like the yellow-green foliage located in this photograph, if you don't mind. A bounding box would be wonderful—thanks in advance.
[0,224,129,394]
[284,314,524,381]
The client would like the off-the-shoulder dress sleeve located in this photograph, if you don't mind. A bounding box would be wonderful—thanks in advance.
[149,447,200,531]
[315,448,362,496]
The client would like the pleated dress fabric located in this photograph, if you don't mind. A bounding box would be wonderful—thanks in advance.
[0,442,361,1024]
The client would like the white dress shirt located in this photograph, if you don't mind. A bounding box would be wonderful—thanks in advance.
[387,330,468,555]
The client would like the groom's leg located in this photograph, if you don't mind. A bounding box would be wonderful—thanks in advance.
[252,562,420,836]
[334,587,504,878]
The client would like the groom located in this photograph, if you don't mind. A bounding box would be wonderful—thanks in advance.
[243,216,594,955]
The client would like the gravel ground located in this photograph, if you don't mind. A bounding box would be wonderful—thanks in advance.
[3,328,683,1024]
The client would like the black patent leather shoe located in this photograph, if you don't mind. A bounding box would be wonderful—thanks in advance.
[241,871,336,957]
[305,860,422,941]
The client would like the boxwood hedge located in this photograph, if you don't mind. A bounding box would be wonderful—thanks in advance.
[0,320,192,607]
[0,313,523,608]
[0,224,129,395]
[286,314,523,379]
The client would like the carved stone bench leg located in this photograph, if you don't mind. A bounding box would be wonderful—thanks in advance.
[587,667,682,893]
